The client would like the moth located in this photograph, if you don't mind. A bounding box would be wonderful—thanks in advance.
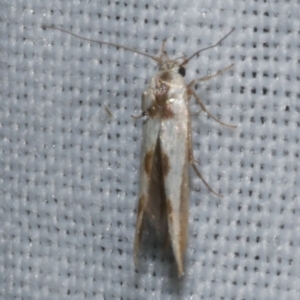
[43,25,235,277]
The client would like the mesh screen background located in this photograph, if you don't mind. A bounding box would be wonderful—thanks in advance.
[1,0,300,299]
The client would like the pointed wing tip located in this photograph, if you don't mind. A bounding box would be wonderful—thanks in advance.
[177,265,185,278]
[174,253,185,278]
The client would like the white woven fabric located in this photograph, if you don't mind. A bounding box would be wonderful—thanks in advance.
[1,0,300,299]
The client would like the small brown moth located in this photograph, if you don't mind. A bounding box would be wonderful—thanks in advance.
[43,25,235,276]
[133,30,235,277]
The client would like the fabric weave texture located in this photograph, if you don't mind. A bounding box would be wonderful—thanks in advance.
[1,1,299,299]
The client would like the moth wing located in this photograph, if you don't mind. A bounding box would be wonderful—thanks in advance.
[159,92,190,277]
[144,138,168,236]
[134,89,162,266]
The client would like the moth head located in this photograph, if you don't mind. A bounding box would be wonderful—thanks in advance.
[159,60,186,77]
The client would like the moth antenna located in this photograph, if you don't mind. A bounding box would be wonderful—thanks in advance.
[42,25,160,62]
[181,28,235,66]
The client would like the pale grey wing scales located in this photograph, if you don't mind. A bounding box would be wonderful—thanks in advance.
[134,90,161,266]
[159,94,190,277]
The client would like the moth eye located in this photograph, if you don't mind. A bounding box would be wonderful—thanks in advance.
[178,66,186,77]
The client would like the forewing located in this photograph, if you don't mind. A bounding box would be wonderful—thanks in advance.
[134,89,161,266]
[159,85,190,277]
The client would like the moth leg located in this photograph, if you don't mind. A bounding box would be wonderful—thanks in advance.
[187,64,236,127]
[192,163,222,197]
[188,137,222,197]
[131,113,143,119]
[188,64,234,86]
[191,109,202,117]
[187,110,221,197]
[132,92,148,119]
[189,88,236,128]
[131,112,145,119]
[104,105,113,117]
